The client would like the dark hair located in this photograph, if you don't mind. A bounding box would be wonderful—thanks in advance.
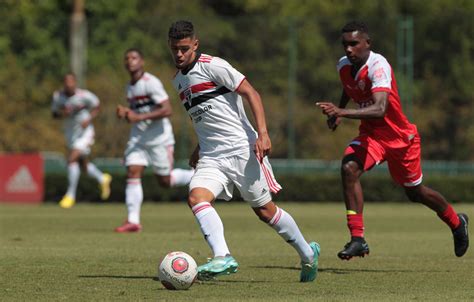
[63,72,76,79]
[125,48,144,58]
[341,21,369,35]
[168,20,195,39]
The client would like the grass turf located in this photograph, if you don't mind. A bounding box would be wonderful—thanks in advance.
[1,202,473,301]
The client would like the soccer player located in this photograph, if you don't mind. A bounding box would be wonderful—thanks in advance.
[167,20,320,282]
[51,73,112,208]
[115,48,194,233]
[316,21,469,259]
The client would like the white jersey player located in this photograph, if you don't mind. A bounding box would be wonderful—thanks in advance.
[115,48,194,233]
[51,73,112,208]
[168,20,320,282]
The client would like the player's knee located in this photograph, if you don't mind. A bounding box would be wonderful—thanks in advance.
[341,161,361,181]
[127,167,142,179]
[252,204,275,223]
[157,177,171,188]
[255,210,272,223]
[187,194,203,208]
[405,187,422,203]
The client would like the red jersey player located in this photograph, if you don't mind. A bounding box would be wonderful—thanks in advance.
[316,21,469,259]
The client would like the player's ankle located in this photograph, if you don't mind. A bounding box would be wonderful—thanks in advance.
[351,236,365,242]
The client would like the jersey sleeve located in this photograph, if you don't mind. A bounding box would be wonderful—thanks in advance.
[148,77,169,104]
[207,57,246,91]
[83,90,100,108]
[51,91,62,113]
[368,57,392,92]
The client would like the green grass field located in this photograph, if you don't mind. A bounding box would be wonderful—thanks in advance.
[1,202,473,301]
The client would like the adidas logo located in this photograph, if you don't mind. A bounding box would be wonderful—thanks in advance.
[6,165,38,193]
[261,188,267,194]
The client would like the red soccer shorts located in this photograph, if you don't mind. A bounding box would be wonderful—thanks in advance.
[343,133,423,187]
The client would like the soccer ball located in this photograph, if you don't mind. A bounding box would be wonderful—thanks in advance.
[158,251,198,290]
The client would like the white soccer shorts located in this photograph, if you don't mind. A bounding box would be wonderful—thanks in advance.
[189,149,282,207]
[124,141,174,176]
[69,126,95,155]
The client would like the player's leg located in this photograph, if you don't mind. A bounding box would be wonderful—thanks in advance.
[151,144,193,188]
[115,165,145,232]
[338,141,380,259]
[252,201,320,282]
[237,152,319,281]
[391,135,469,257]
[404,185,468,257]
[116,142,147,232]
[59,149,83,208]
[82,158,112,201]
[188,164,238,280]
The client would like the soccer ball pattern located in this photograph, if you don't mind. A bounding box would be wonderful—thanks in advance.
[158,251,197,290]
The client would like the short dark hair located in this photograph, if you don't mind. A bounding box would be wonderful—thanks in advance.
[341,21,369,35]
[125,48,144,58]
[168,20,195,39]
[63,72,76,79]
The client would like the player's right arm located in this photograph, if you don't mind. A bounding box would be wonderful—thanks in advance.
[122,100,172,123]
[236,79,271,160]
[51,91,68,119]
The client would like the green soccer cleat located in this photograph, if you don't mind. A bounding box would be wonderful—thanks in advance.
[300,241,320,282]
[197,255,239,281]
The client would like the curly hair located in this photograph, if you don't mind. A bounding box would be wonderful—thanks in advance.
[341,21,369,35]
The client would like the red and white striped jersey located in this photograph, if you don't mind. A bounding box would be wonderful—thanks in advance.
[126,72,174,146]
[172,53,257,158]
[338,51,417,148]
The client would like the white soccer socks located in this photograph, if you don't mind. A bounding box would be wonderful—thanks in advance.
[268,207,314,263]
[126,178,143,224]
[192,202,230,257]
[171,168,194,187]
[86,162,104,183]
[66,162,80,199]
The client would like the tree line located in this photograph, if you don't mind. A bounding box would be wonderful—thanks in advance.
[0,0,472,160]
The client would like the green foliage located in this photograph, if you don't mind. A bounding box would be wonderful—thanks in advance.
[0,0,473,161]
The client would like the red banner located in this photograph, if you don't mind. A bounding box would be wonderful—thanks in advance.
[0,153,44,203]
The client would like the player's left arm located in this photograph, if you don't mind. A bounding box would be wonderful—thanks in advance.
[236,79,271,160]
[80,92,101,128]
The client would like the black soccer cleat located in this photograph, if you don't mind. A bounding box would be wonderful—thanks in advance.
[452,213,469,257]
[337,237,370,260]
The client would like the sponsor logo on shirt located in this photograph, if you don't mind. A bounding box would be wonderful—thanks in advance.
[190,105,213,123]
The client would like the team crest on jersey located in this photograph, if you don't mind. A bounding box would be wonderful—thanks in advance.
[183,87,192,106]
[358,80,366,90]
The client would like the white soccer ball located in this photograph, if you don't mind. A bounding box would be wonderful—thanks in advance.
[158,251,198,290]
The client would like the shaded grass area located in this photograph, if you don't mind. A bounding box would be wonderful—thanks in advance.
[1,202,473,301]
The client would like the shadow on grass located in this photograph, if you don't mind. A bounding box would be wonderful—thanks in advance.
[250,265,449,274]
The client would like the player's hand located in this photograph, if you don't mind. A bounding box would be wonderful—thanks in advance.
[255,132,272,162]
[62,105,74,116]
[124,110,141,123]
[116,105,130,119]
[315,102,342,117]
[327,115,341,131]
[80,119,91,129]
[189,147,200,169]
